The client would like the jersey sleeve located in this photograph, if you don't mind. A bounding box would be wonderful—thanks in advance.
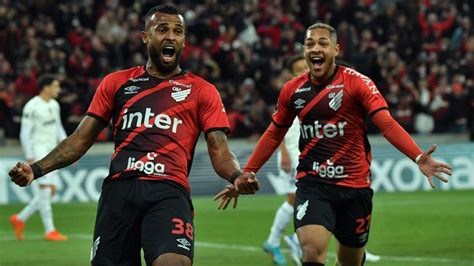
[20,102,34,160]
[198,84,230,135]
[86,74,116,125]
[272,82,297,127]
[352,76,388,117]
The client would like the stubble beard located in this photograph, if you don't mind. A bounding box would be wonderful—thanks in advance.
[149,47,182,75]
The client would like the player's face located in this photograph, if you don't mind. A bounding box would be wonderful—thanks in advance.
[304,28,339,81]
[141,12,185,75]
[46,80,61,99]
[291,59,308,77]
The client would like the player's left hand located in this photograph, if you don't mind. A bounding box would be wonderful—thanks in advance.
[213,184,239,209]
[418,144,452,188]
[234,172,259,194]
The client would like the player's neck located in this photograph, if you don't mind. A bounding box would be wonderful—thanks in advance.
[39,92,52,102]
[311,64,337,85]
[145,61,182,79]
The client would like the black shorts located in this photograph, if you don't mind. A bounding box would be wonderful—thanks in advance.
[91,179,194,266]
[294,179,373,248]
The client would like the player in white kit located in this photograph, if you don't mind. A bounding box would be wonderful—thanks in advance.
[10,74,68,241]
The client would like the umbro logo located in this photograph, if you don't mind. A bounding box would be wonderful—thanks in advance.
[124,86,141,95]
[171,88,191,102]
[359,233,368,243]
[177,238,191,251]
[294,99,305,109]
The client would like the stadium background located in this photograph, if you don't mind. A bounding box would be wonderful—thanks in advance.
[0,0,473,265]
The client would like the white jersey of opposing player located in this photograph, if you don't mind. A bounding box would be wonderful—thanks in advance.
[20,96,67,162]
[277,117,300,179]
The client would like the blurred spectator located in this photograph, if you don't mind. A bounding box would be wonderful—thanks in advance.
[0,0,472,141]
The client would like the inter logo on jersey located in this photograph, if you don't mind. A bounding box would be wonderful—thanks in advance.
[328,90,343,111]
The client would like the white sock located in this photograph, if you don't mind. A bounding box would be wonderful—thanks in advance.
[267,201,294,246]
[17,194,40,222]
[292,232,299,245]
[37,187,55,234]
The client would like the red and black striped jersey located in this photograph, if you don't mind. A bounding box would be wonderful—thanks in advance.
[87,66,230,191]
[273,65,388,188]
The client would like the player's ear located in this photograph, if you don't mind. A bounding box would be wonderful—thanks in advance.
[334,43,340,57]
[141,31,148,44]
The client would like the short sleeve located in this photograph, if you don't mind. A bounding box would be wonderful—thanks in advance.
[199,84,230,134]
[272,82,296,127]
[86,74,116,124]
[352,75,388,116]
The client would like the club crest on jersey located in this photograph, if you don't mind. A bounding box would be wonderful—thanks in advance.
[124,85,141,95]
[328,90,343,111]
[171,87,191,102]
[294,98,305,109]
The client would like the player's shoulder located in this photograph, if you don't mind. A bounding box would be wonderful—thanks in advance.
[339,65,372,82]
[282,72,310,92]
[23,96,40,110]
[102,66,146,85]
[180,72,218,92]
[183,72,214,87]
[50,98,61,108]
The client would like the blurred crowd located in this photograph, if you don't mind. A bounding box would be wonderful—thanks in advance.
[0,0,473,141]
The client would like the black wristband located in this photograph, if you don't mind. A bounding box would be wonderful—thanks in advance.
[229,170,243,184]
[30,163,43,179]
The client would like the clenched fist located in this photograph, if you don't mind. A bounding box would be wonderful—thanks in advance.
[9,162,34,187]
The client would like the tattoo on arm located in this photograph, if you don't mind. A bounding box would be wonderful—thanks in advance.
[207,131,241,181]
[207,131,227,147]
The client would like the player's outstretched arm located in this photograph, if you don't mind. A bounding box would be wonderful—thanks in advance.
[206,130,259,195]
[9,116,105,186]
[371,110,452,188]
[417,144,452,188]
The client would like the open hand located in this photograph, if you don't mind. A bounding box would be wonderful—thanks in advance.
[418,144,452,188]
[213,184,240,209]
[9,162,34,187]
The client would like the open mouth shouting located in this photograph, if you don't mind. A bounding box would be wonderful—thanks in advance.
[310,55,325,71]
[161,44,176,63]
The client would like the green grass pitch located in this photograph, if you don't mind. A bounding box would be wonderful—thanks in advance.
[0,190,473,266]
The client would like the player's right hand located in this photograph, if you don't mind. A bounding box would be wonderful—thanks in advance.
[213,184,239,210]
[9,162,34,187]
